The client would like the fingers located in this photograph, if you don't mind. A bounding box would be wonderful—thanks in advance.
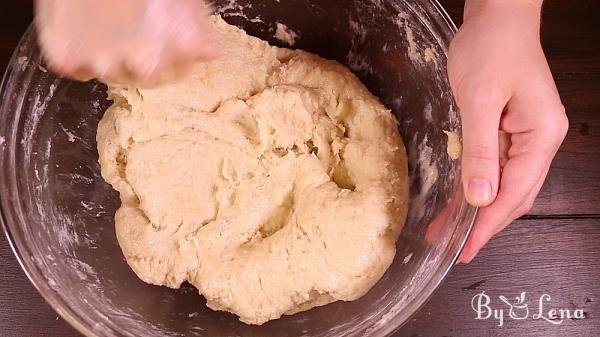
[458,154,550,263]
[35,0,219,87]
[104,31,219,86]
[458,100,568,264]
[45,38,218,86]
[456,84,508,208]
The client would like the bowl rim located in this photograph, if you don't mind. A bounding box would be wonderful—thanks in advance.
[0,1,476,336]
[379,3,476,335]
[0,22,111,337]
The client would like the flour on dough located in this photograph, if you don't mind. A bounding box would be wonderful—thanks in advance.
[97,15,408,325]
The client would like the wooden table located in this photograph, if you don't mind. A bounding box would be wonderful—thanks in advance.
[1,1,598,336]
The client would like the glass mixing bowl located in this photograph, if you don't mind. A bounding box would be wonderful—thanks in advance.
[0,1,475,336]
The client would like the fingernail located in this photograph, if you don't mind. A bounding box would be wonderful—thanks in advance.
[467,179,492,205]
[458,252,475,265]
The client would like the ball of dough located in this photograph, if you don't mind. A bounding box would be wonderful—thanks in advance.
[97,15,408,325]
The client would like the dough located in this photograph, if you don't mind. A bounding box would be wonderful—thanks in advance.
[443,130,462,160]
[97,16,408,325]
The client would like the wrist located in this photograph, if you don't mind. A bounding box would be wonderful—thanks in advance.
[464,0,543,21]
[463,0,542,38]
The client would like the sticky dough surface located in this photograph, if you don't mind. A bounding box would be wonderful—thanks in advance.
[97,16,408,325]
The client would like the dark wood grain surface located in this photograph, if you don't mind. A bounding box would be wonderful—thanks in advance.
[1,1,599,336]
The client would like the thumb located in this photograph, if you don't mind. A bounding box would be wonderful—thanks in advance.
[458,90,504,207]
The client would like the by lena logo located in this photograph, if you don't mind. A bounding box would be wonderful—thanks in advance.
[471,291,586,327]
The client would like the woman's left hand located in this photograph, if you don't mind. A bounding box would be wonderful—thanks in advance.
[448,0,569,263]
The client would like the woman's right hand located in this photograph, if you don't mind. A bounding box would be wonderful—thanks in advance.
[35,0,218,86]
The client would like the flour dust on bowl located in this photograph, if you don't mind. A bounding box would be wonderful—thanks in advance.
[0,1,475,336]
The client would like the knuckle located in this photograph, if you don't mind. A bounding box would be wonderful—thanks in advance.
[556,105,570,138]
[539,104,569,144]
[44,51,75,75]
[463,144,498,164]
[126,58,158,81]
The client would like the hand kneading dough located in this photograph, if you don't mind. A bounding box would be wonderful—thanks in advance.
[97,16,408,325]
